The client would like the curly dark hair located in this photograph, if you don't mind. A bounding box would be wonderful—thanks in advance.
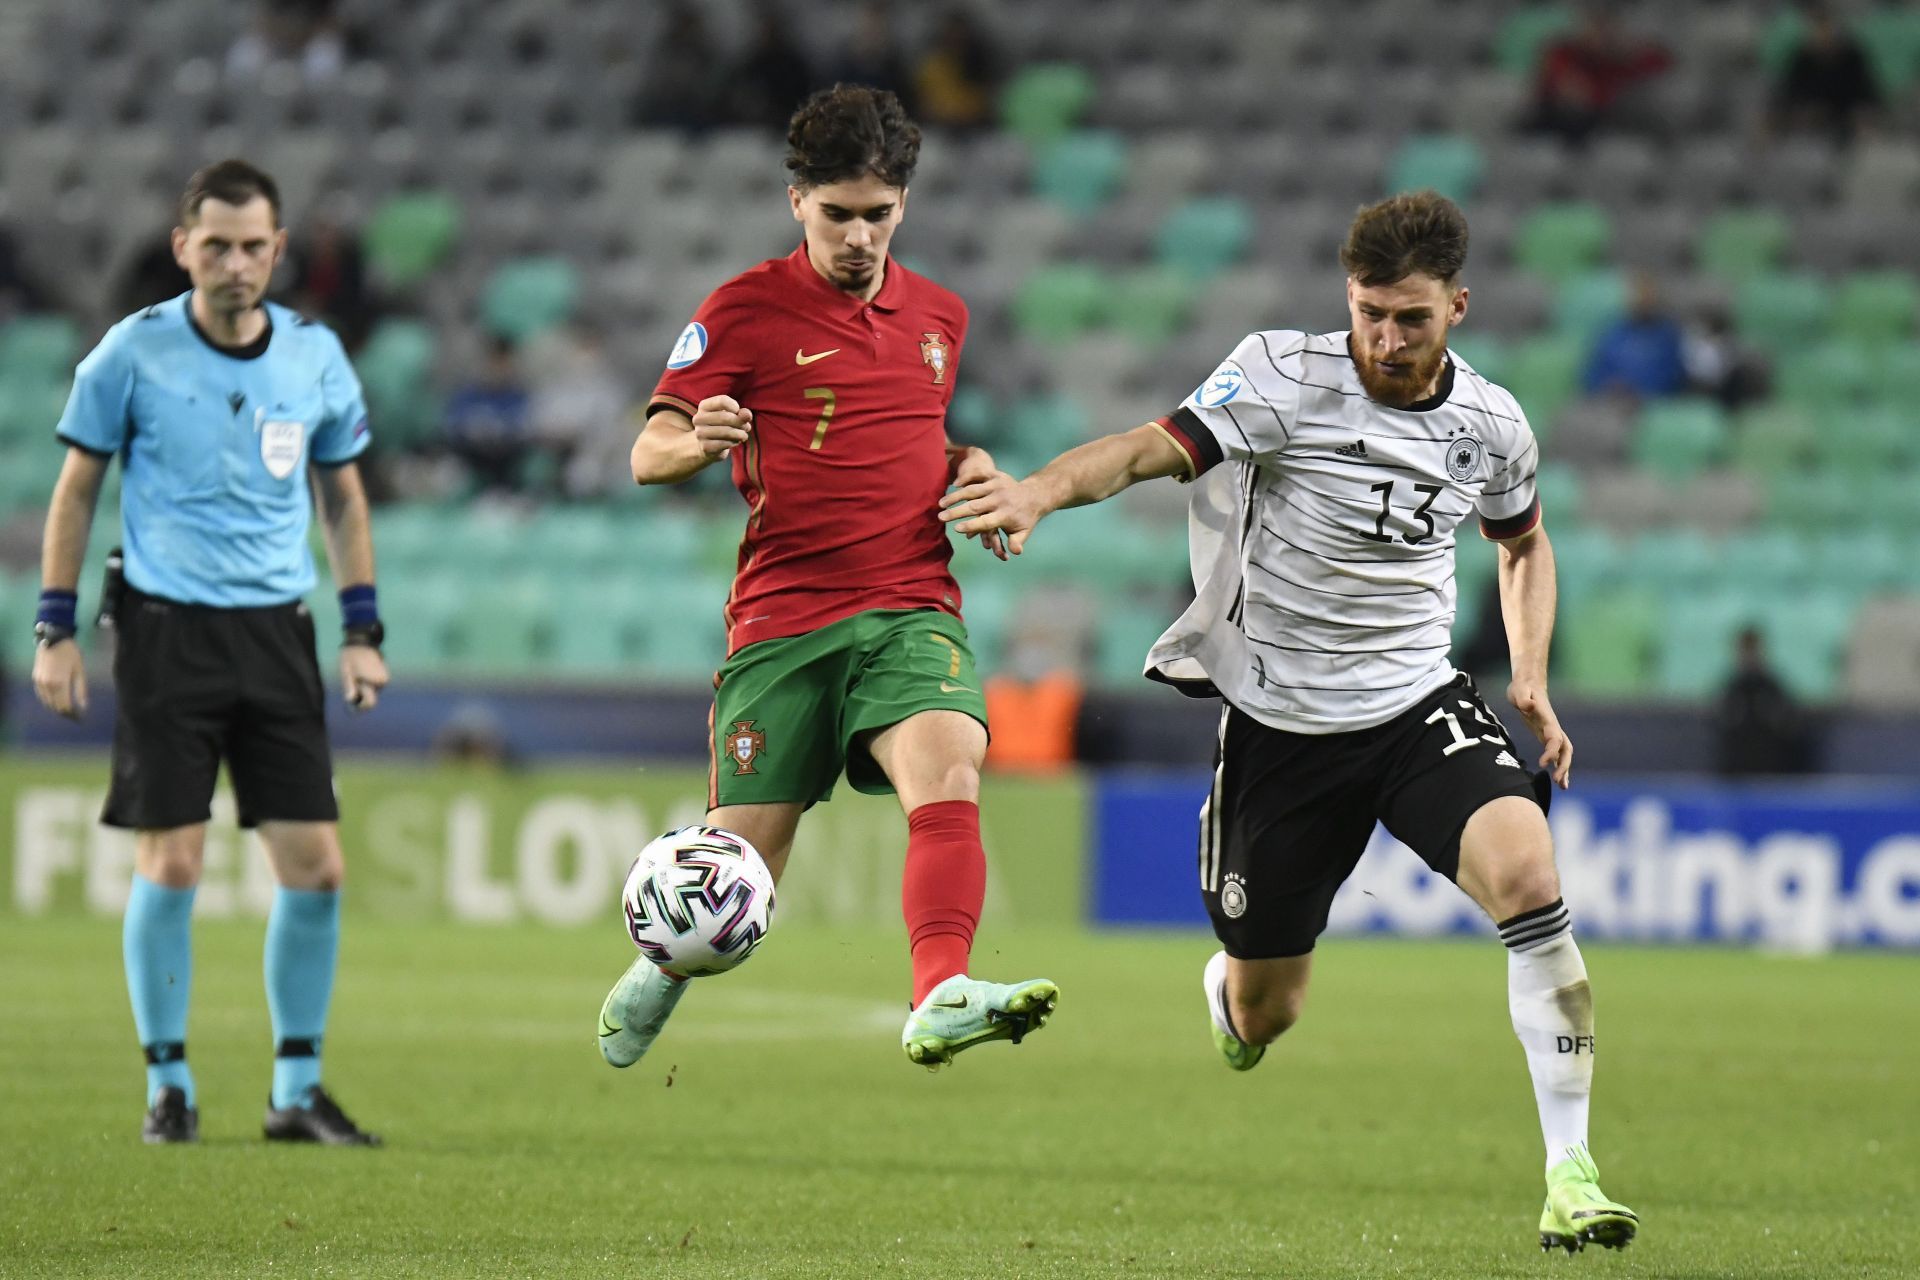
[785,84,921,191]
[1340,190,1469,286]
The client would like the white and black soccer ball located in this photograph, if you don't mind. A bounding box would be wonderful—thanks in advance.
[620,826,776,977]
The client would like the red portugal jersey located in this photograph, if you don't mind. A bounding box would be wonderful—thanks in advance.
[650,244,969,654]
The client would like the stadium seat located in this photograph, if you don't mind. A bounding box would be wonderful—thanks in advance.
[1561,587,1659,698]
[1032,130,1128,216]
[1552,271,1627,344]
[1718,529,1814,594]
[1765,468,1854,531]
[1857,5,1920,93]
[1863,342,1920,407]
[1734,272,1833,353]
[1695,208,1790,283]
[1447,333,1508,383]
[1774,341,1873,411]
[1843,596,1920,709]
[999,63,1098,146]
[1760,593,1857,701]
[481,257,579,342]
[1831,272,1919,347]
[1512,203,1611,282]
[0,315,81,380]
[1654,590,1754,698]
[1532,461,1582,524]
[1386,134,1483,203]
[1493,5,1574,75]
[1730,404,1816,476]
[1633,399,1729,479]
[1108,270,1195,347]
[1501,334,1584,427]
[1153,198,1253,279]
[1013,264,1111,346]
[363,191,462,289]
[355,320,441,451]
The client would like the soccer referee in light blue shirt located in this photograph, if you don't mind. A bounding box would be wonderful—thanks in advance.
[32,160,387,1146]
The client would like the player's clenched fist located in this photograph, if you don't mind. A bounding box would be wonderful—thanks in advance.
[31,637,88,719]
[692,395,753,458]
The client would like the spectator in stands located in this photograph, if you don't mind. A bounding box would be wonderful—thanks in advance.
[914,7,1002,132]
[525,322,636,499]
[983,610,1085,774]
[1683,304,1770,410]
[114,233,193,316]
[432,701,516,769]
[1581,273,1688,401]
[727,5,820,127]
[632,3,729,130]
[443,337,532,494]
[227,0,348,84]
[284,209,374,351]
[829,1,915,109]
[1769,4,1882,147]
[1526,6,1672,145]
[1714,626,1814,776]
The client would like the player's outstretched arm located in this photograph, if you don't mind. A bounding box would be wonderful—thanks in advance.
[31,447,108,719]
[631,398,752,486]
[939,423,1188,555]
[1495,526,1573,788]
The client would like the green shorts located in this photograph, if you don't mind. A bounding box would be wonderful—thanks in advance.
[708,608,988,809]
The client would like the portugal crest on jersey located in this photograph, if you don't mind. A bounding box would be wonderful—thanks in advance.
[920,332,949,384]
[729,720,766,775]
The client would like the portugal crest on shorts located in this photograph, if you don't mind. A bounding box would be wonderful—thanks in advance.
[1447,433,1484,482]
[920,332,950,384]
[729,720,766,775]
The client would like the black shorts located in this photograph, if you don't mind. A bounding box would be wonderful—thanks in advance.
[102,587,338,831]
[1198,675,1541,959]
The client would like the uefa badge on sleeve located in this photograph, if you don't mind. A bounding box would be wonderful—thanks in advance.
[666,322,708,370]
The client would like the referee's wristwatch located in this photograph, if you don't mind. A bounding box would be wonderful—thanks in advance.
[33,621,76,649]
[343,620,385,650]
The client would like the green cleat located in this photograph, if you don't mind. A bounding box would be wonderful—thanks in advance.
[597,956,689,1069]
[1539,1143,1639,1253]
[901,974,1058,1069]
[1203,950,1265,1071]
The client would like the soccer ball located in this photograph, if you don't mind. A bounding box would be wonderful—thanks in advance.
[620,825,776,977]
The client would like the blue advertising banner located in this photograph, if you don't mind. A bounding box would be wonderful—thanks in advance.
[1092,773,1920,949]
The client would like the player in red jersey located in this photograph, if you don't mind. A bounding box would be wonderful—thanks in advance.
[596,86,1057,1071]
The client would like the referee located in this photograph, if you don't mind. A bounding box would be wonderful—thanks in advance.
[32,160,386,1146]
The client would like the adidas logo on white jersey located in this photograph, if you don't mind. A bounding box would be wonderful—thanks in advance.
[1495,750,1521,769]
[1334,439,1368,458]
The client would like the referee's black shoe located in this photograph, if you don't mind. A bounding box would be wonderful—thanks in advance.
[263,1086,382,1146]
[142,1087,199,1144]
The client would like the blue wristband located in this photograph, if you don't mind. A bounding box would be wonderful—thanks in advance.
[36,589,78,631]
[339,584,380,629]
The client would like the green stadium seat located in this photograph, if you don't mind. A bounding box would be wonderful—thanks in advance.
[356,320,441,451]
[1513,203,1611,282]
[1553,271,1627,344]
[1494,5,1574,74]
[481,257,579,342]
[1863,342,1920,407]
[0,315,82,380]
[1695,209,1790,283]
[1760,593,1857,701]
[1094,587,1174,686]
[1758,9,1809,77]
[0,379,72,449]
[364,192,462,289]
[1619,528,1717,595]
[1860,468,1920,535]
[1806,528,1905,595]
[1533,461,1582,524]
[1502,334,1584,426]
[1832,272,1919,347]
[1032,131,1128,216]
[1857,7,1920,93]
[1718,529,1814,593]
[1633,399,1728,479]
[1774,341,1873,411]
[1734,273,1833,353]
[1108,269,1195,347]
[1811,406,1910,478]
[999,63,1098,146]
[1387,135,1484,203]
[1154,198,1253,278]
[946,385,996,443]
[1561,587,1659,698]
[1765,469,1854,531]
[633,575,730,681]
[1541,523,1621,605]
[1655,590,1753,698]
[1013,265,1111,346]
[0,441,58,517]
[1447,333,1508,384]
[1730,405,1816,476]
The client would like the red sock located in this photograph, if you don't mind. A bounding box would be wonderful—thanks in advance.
[903,800,986,1005]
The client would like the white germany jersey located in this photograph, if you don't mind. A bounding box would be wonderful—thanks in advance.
[1144,329,1541,735]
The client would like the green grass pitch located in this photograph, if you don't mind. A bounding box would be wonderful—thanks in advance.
[2,917,1914,1278]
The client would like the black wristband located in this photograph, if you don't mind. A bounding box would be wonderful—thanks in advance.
[343,620,385,650]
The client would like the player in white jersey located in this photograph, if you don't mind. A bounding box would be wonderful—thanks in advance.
[942,192,1637,1253]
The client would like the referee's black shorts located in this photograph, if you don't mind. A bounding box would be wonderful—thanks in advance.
[1198,674,1542,959]
[103,586,338,831]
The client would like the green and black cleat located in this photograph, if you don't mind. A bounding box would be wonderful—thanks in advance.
[1538,1144,1638,1253]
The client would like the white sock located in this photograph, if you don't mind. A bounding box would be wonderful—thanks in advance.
[1202,950,1241,1042]
[1499,900,1593,1175]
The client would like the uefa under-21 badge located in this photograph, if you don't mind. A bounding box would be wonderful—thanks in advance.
[920,332,950,384]
[1447,432,1484,482]
[667,322,708,369]
[258,407,305,479]
[729,720,766,775]
[1190,363,1244,409]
